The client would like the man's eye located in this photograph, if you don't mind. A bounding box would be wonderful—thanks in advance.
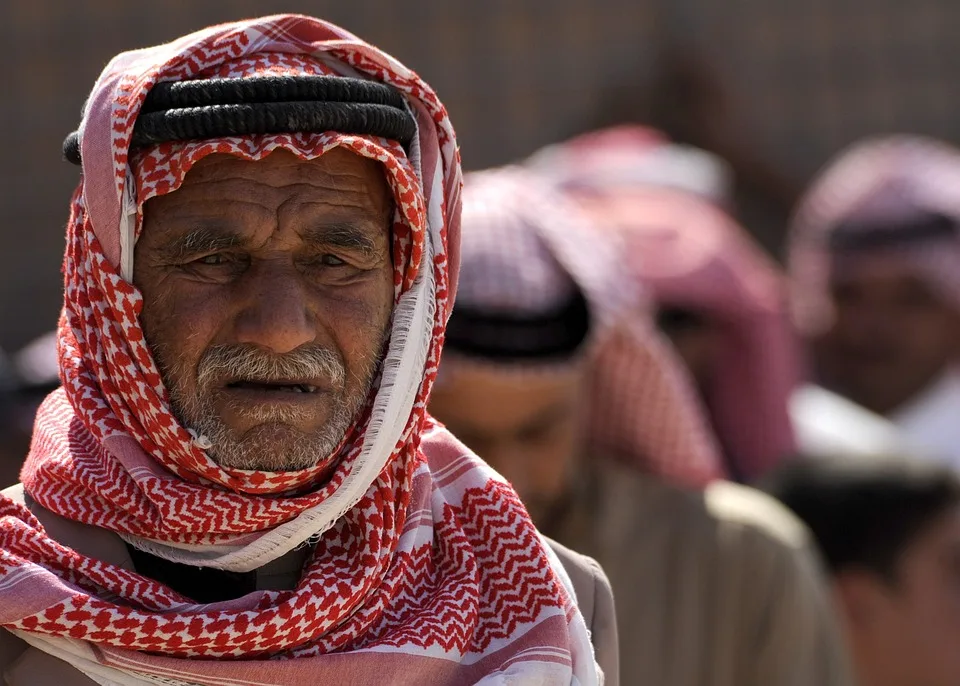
[196,254,229,265]
[318,255,346,267]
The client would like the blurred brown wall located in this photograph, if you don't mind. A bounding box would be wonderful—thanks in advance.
[1,0,958,351]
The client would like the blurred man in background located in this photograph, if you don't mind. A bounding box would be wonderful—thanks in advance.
[431,166,853,686]
[790,137,960,468]
[765,455,960,686]
[0,332,59,487]
[531,128,799,481]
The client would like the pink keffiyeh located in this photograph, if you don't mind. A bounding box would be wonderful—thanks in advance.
[789,135,960,335]
[532,128,798,480]
[0,15,597,686]
[447,167,723,488]
[579,188,799,480]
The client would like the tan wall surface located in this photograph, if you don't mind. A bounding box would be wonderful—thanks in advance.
[1,0,957,350]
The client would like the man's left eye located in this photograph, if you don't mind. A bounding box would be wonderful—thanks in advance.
[319,255,346,266]
[197,254,228,265]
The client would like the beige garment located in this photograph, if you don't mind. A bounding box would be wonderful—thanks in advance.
[552,460,853,686]
[0,483,618,686]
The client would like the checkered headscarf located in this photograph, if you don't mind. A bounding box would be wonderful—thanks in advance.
[790,135,960,335]
[444,166,723,488]
[0,16,598,686]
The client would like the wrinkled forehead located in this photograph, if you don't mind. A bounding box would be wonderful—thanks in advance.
[138,147,391,219]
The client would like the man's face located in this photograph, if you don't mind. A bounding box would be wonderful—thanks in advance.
[134,148,394,472]
[429,364,584,526]
[814,260,960,415]
[655,306,722,394]
[841,504,960,686]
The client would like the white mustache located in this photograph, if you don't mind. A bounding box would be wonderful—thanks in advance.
[196,344,347,391]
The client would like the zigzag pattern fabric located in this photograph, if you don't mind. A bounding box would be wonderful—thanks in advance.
[0,15,597,686]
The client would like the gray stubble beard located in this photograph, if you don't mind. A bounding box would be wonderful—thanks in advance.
[162,343,381,472]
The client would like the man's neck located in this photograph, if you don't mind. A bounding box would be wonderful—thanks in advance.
[125,543,312,603]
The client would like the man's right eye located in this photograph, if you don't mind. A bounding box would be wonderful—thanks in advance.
[196,254,228,265]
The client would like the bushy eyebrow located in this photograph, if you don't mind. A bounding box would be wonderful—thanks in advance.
[300,224,384,260]
[153,227,243,262]
[152,223,385,263]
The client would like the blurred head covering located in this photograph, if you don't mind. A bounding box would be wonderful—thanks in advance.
[529,125,734,206]
[790,135,960,335]
[533,127,798,481]
[11,331,59,392]
[0,16,599,685]
[1,330,60,438]
[444,166,724,488]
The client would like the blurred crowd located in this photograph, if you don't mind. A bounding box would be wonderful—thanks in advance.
[4,32,960,685]
[430,129,960,685]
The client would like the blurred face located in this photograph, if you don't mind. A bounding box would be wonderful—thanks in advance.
[839,503,960,686]
[135,149,395,472]
[429,363,585,526]
[815,261,960,415]
[655,306,722,393]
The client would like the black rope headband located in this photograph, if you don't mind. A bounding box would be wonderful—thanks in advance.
[828,210,959,252]
[63,75,417,166]
[444,290,592,363]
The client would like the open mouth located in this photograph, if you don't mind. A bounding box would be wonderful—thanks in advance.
[226,380,319,394]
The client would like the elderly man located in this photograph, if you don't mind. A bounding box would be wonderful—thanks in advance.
[430,166,853,686]
[790,137,960,467]
[0,16,611,686]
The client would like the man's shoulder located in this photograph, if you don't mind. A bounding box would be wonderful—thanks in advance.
[2,482,25,503]
[1,485,105,685]
[543,537,619,686]
[592,461,813,556]
[1,483,132,569]
[544,537,608,598]
[703,480,812,550]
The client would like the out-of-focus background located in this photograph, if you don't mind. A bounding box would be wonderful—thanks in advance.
[3,8,960,685]
[2,0,959,351]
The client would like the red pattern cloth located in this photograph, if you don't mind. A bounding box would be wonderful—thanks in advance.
[0,16,596,686]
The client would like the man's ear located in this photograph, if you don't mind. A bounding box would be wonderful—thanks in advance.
[833,567,893,630]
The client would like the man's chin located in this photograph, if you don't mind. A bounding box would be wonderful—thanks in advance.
[205,422,337,472]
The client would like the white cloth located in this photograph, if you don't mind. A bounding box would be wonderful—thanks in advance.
[790,384,910,458]
[890,367,960,470]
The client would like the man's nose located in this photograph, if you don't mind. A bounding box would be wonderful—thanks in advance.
[233,261,316,354]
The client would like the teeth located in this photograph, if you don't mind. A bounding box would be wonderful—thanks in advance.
[230,381,316,393]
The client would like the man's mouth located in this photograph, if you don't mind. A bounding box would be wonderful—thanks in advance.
[226,380,320,394]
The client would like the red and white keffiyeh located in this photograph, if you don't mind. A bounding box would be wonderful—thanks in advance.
[789,135,960,335]
[445,167,722,488]
[0,15,597,686]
